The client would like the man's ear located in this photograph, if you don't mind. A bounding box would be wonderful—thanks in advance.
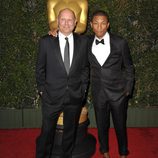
[107,22,110,29]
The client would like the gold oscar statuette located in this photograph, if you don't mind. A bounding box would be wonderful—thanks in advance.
[47,0,88,34]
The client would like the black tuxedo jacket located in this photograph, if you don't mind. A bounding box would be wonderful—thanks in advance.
[88,33,135,102]
[36,33,89,106]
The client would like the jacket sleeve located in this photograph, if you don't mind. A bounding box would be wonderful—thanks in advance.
[122,39,135,95]
[81,37,90,94]
[36,38,46,93]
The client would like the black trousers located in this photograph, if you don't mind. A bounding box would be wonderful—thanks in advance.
[36,94,82,158]
[93,91,129,156]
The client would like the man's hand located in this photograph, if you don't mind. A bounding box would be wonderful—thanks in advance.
[48,29,58,37]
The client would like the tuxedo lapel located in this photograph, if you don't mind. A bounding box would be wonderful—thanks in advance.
[89,35,102,67]
[50,37,67,73]
[109,33,115,57]
[69,33,79,73]
[101,33,115,67]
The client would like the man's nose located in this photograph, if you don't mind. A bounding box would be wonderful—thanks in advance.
[65,20,69,25]
[97,24,102,30]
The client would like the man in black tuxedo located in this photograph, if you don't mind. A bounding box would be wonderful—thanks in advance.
[88,10,135,158]
[36,8,89,158]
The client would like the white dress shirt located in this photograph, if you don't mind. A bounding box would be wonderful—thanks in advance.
[58,31,74,66]
[92,32,111,66]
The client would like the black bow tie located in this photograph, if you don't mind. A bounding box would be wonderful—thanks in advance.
[95,39,104,45]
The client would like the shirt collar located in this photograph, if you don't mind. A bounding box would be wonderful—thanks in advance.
[58,31,73,39]
[94,32,109,42]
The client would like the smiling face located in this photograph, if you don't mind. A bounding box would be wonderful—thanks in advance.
[90,15,110,39]
[58,8,77,36]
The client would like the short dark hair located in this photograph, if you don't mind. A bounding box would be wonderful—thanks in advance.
[91,10,109,22]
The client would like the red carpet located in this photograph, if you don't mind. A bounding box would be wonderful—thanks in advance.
[0,128,158,158]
